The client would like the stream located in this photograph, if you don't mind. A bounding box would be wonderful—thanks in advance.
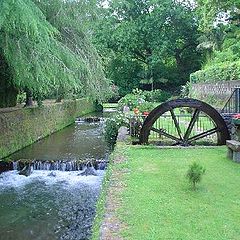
[0,115,109,240]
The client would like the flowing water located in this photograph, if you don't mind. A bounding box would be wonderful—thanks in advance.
[0,116,109,240]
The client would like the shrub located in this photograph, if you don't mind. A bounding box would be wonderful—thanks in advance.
[17,92,26,104]
[104,118,119,149]
[180,82,192,98]
[118,92,145,111]
[186,162,206,190]
[143,89,171,103]
[190,61,240,83]
[118,88,171,112]
[104,112,129,149]
[138,102,155,113]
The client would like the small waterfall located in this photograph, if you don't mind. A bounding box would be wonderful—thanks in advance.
[12,162,18,170]
[11,159,107,172]
[75,116,104,123]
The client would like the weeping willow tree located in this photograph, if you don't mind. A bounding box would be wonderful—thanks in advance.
[0,0,111,107]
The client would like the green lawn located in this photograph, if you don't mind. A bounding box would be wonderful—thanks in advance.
[116,146,240,240]
[103,103,118,108]
[103,102,162,110]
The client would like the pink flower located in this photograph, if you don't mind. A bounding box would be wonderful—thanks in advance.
[233,114,240,119]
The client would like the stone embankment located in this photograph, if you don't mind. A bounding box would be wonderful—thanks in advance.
[0,99,98,159]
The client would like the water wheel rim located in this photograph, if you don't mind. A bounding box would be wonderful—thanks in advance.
[139,98,230,146]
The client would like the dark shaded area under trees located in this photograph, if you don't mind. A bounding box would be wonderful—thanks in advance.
[0,52,18,108]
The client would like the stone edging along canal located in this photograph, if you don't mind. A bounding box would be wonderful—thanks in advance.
[0,99,98,160]
[91,127,129,240]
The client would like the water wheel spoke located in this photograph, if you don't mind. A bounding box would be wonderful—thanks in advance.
[188,127,219,143]
[139,98,230,146]
[183,109,200,141]
[170,109,182,140]
[151,127,181,142]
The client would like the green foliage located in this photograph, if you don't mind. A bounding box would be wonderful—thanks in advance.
[104,113,128,148]
[117,87,170,116]
[117,89,146,111]
[117,88,170,114]
[192,0,240,84]
[137,101,155,113]
[196,0,239,33]
[186,162,206,190]
[143,89,171,103]
[190,61,240,83]
[0,0,111,106]
[180,82,191,98]
[104,118,119,149]
[17,92,26,105]
[93,0,202,95]
[105,58,143,97]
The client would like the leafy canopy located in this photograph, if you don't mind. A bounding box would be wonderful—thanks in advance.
[191,0,240,83]
[93,0,202,95]
[0,0,111,102]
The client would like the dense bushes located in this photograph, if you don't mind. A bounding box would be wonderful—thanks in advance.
[104,113,128,148]
[190,61,240,83]
[104,118,119,149]
[143,89,171,102]
[118,92,145,111]
[117,89,171,111]
[190,20,240,84]
[105,88,172,149]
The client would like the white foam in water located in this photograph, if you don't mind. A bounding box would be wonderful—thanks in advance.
[0,170,104,190]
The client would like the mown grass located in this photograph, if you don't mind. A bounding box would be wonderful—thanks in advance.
[103,102,162,110]
[103,103,118,108]
[116,146,240,240]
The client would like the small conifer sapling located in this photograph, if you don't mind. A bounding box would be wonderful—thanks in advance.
[186,162,206,190]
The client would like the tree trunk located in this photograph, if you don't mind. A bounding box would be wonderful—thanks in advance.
[55,87,64,103]
[25,89,33,107]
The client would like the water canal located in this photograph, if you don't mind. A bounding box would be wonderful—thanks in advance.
[0,114,109,240]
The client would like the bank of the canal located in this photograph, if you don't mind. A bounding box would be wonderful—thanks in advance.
[93,141,240,240]
[91,127,129,240]
[0,99,99,159]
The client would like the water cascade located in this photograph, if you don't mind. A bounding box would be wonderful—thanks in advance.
[0,115,109,240]
[11,159,107,172]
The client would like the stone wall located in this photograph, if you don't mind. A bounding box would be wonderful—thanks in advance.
[0,99,97,159]
[191,80,240,101]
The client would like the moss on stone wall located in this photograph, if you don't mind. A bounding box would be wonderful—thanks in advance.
[0,99,97,159]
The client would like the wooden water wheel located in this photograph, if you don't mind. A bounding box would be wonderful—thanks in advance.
[139,98,230,146]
